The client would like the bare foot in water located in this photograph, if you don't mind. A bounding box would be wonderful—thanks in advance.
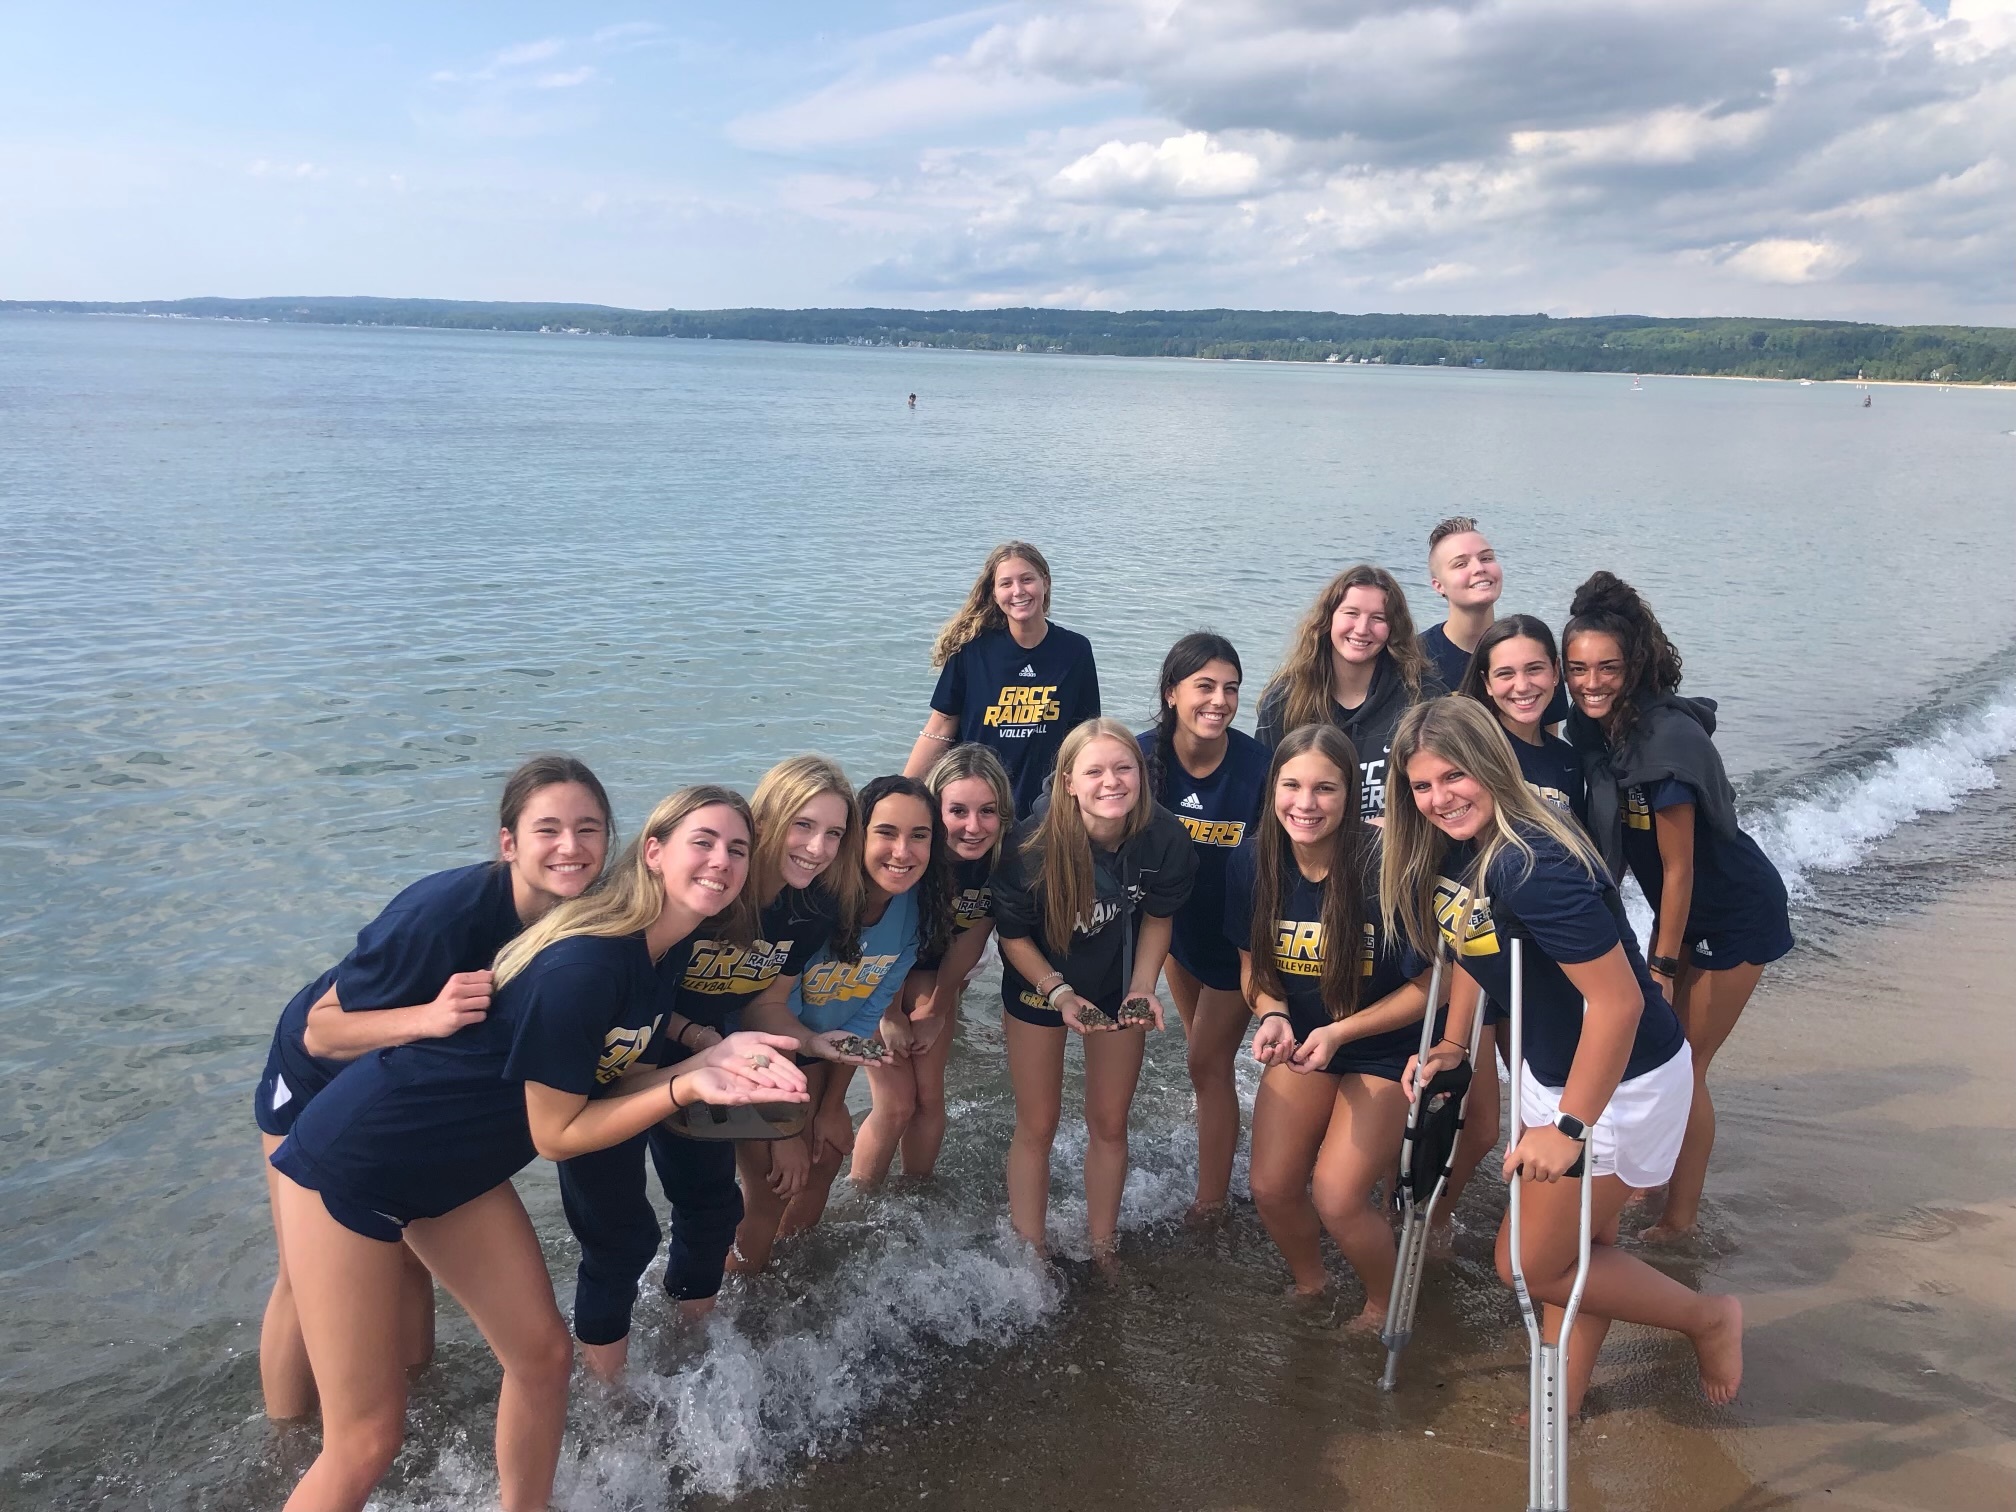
[1183,1200,1227,1230]
[1427,1216,1456,1260]
[1639,1218,1697,1246]
[579,1337,628,1384]
[1286,1279,1329,1301]
[1346,1302,1388,1334]
[1693,1294,1744,1405]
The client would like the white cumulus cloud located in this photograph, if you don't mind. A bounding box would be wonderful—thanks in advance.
[1050,132,1263,201]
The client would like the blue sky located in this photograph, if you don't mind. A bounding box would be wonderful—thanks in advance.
[3,2,2012,321]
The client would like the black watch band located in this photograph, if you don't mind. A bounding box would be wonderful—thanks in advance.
[1554,1112,1588,1142]
[1647,953,1683,977]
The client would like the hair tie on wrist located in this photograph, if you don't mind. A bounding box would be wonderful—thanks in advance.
[1259,1011,1292,1027]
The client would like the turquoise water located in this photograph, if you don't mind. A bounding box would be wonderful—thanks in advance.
[3,312,2014,1508]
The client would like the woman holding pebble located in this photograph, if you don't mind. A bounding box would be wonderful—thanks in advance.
[852,745,1016,1187]
[1229,726,1430,1323]
[990,718,1197,1262]
[732,774,953,1270]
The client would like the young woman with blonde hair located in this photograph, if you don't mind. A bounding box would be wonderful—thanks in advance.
[903,541,1101,817]
[989,718,1196,1261]
[1229,725,1431,1324]
[1255,564,1445,822]
[555,755,862,1378]
[268,786,807,1512]
[1383,698,1742,1418]
[733,774,954,1271]
[852,743,1015,1186]
[252,754,612,1420]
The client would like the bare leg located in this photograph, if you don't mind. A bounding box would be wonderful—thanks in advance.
[727,1139,788,1276]
[1441,1020,1501,1223]
[1081,1027,1147,1261]
[1310,1073,1412,1330]
[1247,1066,1338,1294]
[779,1137,846,1236]
[1644,961,1765,1242]
[402,1185,574,1512]
[273,1176,415,1510]
[1166,959,1250,1219]
[259,1132,318,1421]
[898,1007,956,1177]
[397,1247,436,1374]
[1003,1013,1066,1253]
[851,1056,918,1190]
[1497,1172,1743,1408]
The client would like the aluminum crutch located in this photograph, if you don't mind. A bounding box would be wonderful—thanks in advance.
[1378,948,1487,1390]
[1505,936,1593,1512]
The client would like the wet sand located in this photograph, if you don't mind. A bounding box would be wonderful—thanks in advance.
[720,881,2016,1512]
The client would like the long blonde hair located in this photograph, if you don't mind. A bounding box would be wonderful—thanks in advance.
[1025,717,1155,948]
[1261,564,1432,733]
[1379,699,1602,960]
[929,541,1053,667]
[494,785,758,987]
[748,755,864,963]
[925,743,1016,864]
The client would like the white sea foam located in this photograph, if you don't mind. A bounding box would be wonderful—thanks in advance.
[1619,682,2016,941]
[375,1212,1061,1511]
[1749,682,2016,897]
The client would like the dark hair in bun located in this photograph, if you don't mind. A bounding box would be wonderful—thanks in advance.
[1563,571,1683,743]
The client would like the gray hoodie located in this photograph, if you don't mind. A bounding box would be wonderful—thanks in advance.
[1567,693,1744,880]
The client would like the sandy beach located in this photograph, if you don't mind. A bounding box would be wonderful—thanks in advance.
[715,879,2016,1512]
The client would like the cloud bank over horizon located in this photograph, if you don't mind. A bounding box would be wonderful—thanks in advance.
[2,2,2011,323]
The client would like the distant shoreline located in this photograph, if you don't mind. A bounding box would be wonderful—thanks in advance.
[6,299,2015,388]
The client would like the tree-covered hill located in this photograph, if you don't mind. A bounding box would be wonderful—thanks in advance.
[7,296,2012,383]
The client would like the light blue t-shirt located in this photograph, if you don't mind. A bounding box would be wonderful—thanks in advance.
[789,887,924,1038]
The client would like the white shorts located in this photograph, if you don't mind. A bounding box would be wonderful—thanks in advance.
[1518,1042,1694,1190]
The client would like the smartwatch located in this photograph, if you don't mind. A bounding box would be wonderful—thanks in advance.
[1553,1112,1588,1142]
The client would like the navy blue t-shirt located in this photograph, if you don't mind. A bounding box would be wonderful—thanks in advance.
[992,809,1196,1013]
[1141,728,1271,991]
[952,853,997,934]
[931,623,1100,816]
[671,886,837,1036]
[1421,623,1571,725]
[1224,838,1422,1069]
[1620,778,1791,942]
[262,862,524,1122]
[1434,832,1684,1088]
[1509,731,1588,828]
[273,931,693,1223]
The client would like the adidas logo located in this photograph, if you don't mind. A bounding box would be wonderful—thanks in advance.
[1179,792,1204,810]
[1018,664,1037,677]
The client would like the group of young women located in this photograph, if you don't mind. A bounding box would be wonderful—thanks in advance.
[252,526,1786,1508]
